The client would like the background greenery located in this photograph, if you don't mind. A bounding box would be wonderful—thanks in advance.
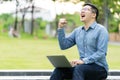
[0,38,120,70]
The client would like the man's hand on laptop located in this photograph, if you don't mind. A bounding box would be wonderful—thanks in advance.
[70,60,84,67]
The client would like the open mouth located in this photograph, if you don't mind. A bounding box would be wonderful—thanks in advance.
[81,14,85,18]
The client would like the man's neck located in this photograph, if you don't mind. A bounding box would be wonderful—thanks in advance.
[84,20,96,30]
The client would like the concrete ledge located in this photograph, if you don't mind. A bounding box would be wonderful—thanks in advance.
[0,70,52,76]
[107,76,120,80]
[0,70,119,80]
[0,76,50,80]
[108,70,120,76]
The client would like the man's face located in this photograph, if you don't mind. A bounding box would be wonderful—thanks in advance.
[80,5,96,22]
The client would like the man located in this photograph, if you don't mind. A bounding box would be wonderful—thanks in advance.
[50,3,109,80]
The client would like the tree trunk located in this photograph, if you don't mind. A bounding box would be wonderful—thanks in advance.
[103,0,108,30]
[31,4,34,35]
[21,12,25,32]
[14,0,19,31]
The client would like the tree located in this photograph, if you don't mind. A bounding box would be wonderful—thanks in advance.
[19,0,30,33]
[1,0,19,31]
[108,0,120,32]
[14,0,19,31]
[31,1,34,35]
[23,0,35,35]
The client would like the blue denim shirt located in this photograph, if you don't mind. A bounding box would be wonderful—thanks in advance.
[58,22,109,72]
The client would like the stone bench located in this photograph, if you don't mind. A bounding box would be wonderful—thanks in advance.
[107,70,120,80]
[0,70,51,80]
[0,70,119,80]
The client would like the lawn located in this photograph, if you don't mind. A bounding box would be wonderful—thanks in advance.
[0,38,120,70]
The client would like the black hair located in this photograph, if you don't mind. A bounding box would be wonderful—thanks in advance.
[83,3,99,20]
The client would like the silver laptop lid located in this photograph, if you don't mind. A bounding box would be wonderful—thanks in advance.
[47,55,72,68]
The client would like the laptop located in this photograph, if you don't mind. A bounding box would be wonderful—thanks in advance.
[47,55,72,68]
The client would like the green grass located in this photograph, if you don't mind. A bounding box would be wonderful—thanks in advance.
[0,38,120,70]
[107,44,120,69]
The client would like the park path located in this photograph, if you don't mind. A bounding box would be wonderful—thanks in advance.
[109,41,120,46]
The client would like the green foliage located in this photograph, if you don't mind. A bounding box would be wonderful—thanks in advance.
[53,13,83,29]
[0,22,3,31]
[65,14,83,27]
[0,14,14,30]
[34,18,49,38]
[107,0,120,32]
[36,18,47,30]
[39,21,47,30]
[108,17,119,32]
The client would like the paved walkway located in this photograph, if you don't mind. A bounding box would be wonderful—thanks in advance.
[109,41,120,46]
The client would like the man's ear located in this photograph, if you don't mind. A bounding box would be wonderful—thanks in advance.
[92,13,96,19]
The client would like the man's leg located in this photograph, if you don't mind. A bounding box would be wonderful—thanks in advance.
[72,63,107,80]
[50,68,74,80]
[84,63,107,80]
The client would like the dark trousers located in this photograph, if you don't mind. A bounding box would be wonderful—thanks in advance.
[50,63,107,80]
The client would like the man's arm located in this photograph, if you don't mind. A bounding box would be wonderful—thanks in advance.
[58,28,76,50]
[57,18,76,50]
